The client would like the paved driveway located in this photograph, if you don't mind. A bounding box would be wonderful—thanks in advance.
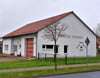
[0,56,26,62]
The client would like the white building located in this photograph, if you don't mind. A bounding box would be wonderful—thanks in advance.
[2,11,97,58]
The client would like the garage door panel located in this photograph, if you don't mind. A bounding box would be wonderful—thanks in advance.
[26,38,34,57]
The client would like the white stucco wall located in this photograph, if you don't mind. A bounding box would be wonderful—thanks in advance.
[37,14,96,58]
[3,38,12,54]
[20,35,37,57]
[3,34,36,57]
[3,13,96,58]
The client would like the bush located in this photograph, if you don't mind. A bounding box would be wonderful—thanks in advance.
[97,49,100,54]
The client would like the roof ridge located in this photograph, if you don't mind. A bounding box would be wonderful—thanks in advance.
[20,11,73,29]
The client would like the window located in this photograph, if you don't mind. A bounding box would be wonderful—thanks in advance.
[64,45,68,53]
[14,45,17,52]
[19,45,21,49]
[46,45,53,49]
[55,45,58,53]
[42,45,58,52]
[42,45,45,49]
[5,45,8,50]
[42,45,53,50]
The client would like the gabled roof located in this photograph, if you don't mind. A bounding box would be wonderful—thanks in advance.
[3,11,97,38]
[3,11,72,38]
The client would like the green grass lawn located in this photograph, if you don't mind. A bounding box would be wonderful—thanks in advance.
[0,65,100,78]
[0,57,99,70]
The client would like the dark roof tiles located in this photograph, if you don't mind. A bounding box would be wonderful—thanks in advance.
[3,11,72,38]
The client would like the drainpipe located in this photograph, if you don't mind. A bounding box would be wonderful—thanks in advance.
[36,33,38,59]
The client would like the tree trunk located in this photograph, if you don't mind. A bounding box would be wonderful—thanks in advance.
[54,41,57,70]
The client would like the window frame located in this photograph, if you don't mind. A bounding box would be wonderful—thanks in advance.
[5,45,8,51]
[46,45,53,49]
[42,44,58,51]
[14,45,17,52]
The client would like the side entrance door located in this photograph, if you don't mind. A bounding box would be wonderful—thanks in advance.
[26,38,34,57]
[64,45,68,53]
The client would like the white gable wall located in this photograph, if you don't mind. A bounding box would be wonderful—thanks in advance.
[59,14,96,57]
[3,13,96,58]
[37,14,96,57]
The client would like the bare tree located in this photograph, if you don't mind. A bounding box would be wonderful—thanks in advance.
[95,23,100,37]
[43,21,68,70]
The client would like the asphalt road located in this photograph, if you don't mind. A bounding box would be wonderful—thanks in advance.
[41,71,100,78]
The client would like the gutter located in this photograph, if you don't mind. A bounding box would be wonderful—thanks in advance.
[2,32,35,39]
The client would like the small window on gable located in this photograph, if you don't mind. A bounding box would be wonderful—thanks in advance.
[5,45,8,50]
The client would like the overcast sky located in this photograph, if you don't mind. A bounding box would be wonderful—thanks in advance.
[0,0,100,37]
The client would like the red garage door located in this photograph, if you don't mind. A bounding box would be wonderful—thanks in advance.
[26,38,34,57]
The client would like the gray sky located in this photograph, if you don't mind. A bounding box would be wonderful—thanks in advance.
[0,0,100,37]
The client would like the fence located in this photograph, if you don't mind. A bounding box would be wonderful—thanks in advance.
[37,53,68,64]
[37,53,100,65]
[0,47,2,54]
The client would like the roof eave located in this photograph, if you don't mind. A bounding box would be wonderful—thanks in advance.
[2,32,36,39]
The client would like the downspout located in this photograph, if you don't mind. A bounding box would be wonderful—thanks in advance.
[36,33,38,59]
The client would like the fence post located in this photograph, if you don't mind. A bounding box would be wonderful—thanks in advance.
[73,55,76,64]
[65,54,67,64]
[38,53,39,59]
